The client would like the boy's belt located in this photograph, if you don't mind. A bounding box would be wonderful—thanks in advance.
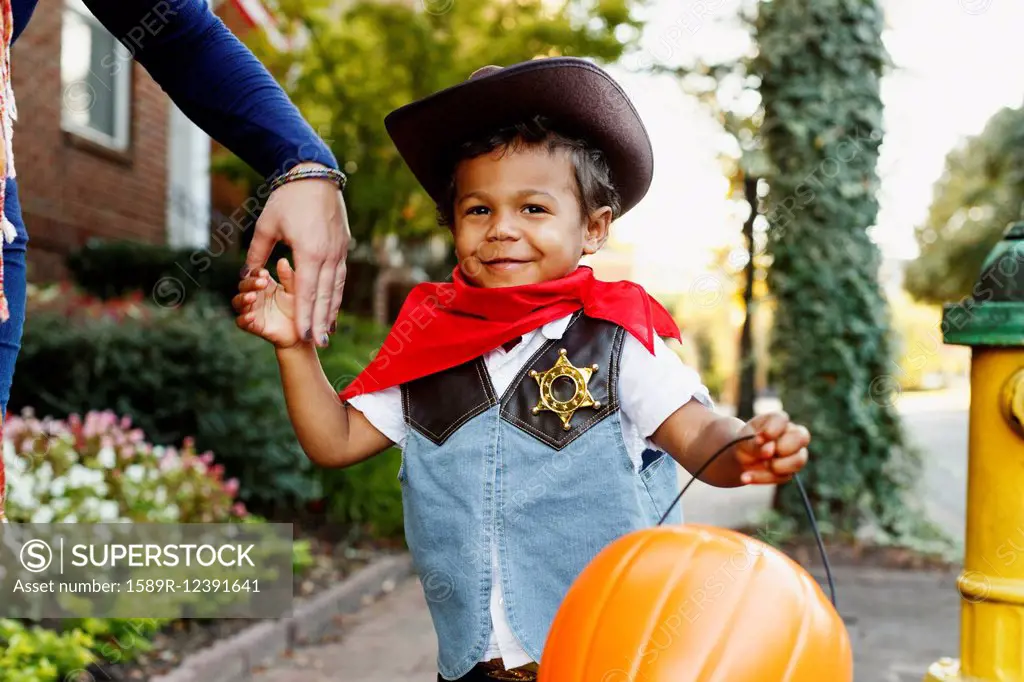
[473,658,539,680]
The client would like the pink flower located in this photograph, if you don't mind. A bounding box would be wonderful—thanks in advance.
[223,479,239,497]
[199,453,214,467]
[232,502,248,518]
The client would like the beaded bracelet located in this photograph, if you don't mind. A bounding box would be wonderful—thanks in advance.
[269,166,348,193]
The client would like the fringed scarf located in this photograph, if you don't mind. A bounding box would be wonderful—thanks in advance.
[0,0,16,523]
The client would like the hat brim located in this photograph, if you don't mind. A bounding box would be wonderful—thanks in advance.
[384,57,653,219]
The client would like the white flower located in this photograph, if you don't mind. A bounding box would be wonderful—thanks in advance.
[97,501,120,523]
[67,464,93,488]
[8,484,38,510]
[154,486,168,506]
[36,461,53,486]
[77,497,99,517]
[4,458,27,488]
[49,476,67,497]
[125,464,146,484]
[67,465,106,494]
[63,513,78,523]
[31,507,54,523]
[51,496,72,514]
[96,446,117,469]
[2,438,15,467]
[159,456,182,473]
[4,447,28,475]
[6,467,39,509]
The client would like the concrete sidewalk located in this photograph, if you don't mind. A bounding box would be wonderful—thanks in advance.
[251,562,961,682]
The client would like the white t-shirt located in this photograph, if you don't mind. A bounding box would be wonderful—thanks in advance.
[348,312,713,668]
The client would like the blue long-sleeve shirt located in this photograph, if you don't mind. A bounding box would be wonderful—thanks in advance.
[11,0,338,179]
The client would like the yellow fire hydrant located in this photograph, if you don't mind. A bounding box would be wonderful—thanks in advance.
[925,220,1024,682]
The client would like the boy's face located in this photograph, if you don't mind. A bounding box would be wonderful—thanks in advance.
[452,143,612,288]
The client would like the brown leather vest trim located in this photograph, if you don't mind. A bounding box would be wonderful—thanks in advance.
[498,313,623,450]
[401,356,497,446]
[400,312,623,448]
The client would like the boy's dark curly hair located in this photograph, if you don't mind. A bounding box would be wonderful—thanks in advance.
[436,116,621,228]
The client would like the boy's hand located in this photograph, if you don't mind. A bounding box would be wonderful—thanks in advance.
[232,258,307,349]
[735,412,810,485]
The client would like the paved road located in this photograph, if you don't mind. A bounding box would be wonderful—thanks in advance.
[898,385,970,549]
[251,578,440,682]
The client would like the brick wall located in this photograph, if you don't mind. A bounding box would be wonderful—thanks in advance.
[11,0,170,283]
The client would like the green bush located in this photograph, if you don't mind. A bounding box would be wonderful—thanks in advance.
[0,616,173,682]
[312,317,406,539]
[64,239,381,319]
[64,239,247,312]
[321,447,406,539]
[59,618,168,672]
[316,315,392,390]
[13,282,406,538]
[0,619,96,682]
[10,285,314,512]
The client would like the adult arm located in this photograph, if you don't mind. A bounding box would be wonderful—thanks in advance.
[83,0,351,347]
[83,0,334,177]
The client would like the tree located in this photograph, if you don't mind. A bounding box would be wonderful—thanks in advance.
[652,6,771,421]
[904,104,1024,305]
[753,0,921,537]
[218,0,646,318]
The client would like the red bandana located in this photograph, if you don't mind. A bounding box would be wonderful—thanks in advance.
[338,265,681,400]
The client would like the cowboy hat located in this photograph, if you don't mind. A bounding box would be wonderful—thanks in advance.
[384,56,654,218]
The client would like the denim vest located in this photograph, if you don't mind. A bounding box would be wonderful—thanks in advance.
[399,312,681,679]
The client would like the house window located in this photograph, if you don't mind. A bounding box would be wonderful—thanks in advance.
[60,0,131,150]
[166,102,211,249]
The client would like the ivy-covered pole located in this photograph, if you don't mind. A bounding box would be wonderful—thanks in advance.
[753,0,917,534]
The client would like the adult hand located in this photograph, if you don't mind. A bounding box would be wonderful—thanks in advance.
[243,162,351,347]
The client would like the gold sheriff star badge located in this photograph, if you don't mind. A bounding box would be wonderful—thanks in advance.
[529,348,601,431]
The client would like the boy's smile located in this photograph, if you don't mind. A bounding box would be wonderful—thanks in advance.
[452,143,611,288]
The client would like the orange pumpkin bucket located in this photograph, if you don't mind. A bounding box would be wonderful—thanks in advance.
[539,432,851,682]
[538,524,851,682]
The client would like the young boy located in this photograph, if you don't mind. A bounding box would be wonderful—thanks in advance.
[233,57,811,682]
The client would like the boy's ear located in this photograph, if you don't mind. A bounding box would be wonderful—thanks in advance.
[582,206,613,255]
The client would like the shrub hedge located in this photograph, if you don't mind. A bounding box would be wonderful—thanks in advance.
[12,283,405,533]
[64,239,380,319]
[10,286,314,512]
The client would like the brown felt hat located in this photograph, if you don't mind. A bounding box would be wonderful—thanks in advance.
[384,57,654,218]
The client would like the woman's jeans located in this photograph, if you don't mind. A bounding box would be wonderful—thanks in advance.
[0,177,29,521]
[0,178,28,418]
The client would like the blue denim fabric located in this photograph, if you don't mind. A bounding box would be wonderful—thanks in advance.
[0,177,28,422]
[400,400,681,680]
